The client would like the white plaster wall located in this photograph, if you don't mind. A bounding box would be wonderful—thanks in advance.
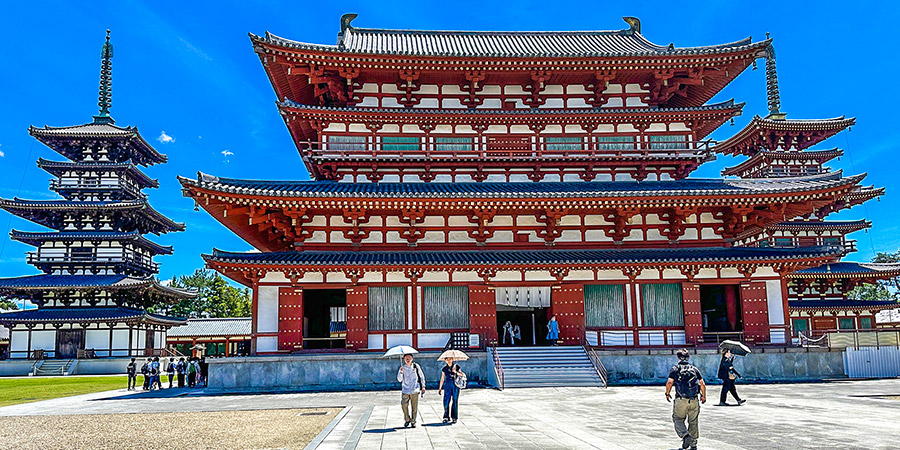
[10,331,28,351]
[386,334,413,347]
[257,286,279,333]
[112,330,129,356]
[766,280,786,325]
[31,330,56,351]
[418,333,451,349]
[257,336,278,353]
[85,330,109,350]
[368,334,384,350]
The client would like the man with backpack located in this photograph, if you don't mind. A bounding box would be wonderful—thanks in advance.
[665,349,707,450]
[396,353,426,428]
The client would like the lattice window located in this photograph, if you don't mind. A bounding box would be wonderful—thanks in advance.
[648,135,687,150]
[838,318,856,330]
[434,136,474,152]
[544,136,582,151]
[641,283,684,327]
[596,135,634,150]
[368,287,406,331]
[381,136,420,151]
[423,286,469,329]
[774,238,793,247]
[326,135,367,151]
[584,284,626,327]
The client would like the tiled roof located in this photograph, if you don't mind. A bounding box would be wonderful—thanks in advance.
[0,307,185,325]
[766,220,871,232]
[168,318,252,337]
[9,230,173,255]
[788,300,898,311]
[204,246,842,268]
[37,158,158,188]
[721,148,844,176]
[28,122,166,166]
[0,198,185,233]
[714,115,855,156]
[0,274,195,299]
[254,25,767,58]
[788,262,900,279]
[179,171,863,200]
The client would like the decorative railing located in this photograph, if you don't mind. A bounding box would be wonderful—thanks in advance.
[487,344,505,391]
[800,328,900,350]
[27,253,158,273]
[49,179,144,199]
[300,140,711,160]
[583,345,609,388]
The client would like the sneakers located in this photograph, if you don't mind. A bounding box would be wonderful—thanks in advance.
[452,419,457,424]
[404,421,410,428]
[738,399,746,405]
[682,434,692,449]
[442,418,450,423]
[716,402,728,406]
[690,446,697,450]
[411,423,417,428]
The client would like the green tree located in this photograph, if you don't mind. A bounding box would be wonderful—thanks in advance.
[0,297,19,311]
[847,250,900,301]
[158,269,251,318]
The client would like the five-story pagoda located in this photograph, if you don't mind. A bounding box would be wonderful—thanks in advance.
[0,32,193,360]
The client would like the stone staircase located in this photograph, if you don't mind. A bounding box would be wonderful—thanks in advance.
[33,359,74,376]
[491,346,606,388]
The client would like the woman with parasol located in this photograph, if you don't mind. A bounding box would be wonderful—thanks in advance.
[717,341,748,406]
[437,349,468,423]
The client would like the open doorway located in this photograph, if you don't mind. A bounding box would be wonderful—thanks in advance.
[303,289,347,350]
[700,285,743,335]
[496,306,550,346]
[56,329,85,359]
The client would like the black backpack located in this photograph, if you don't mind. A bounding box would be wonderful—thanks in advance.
[673,364,700,398]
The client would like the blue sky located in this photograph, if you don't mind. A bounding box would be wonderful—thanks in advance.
[0,0,898,283]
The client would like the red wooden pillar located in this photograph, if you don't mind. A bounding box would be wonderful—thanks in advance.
[681,282,703,345]
[250,280,259,355]
[741,281,770,344]
[277,287,303,351]
[551,284,585,345]
[346,286,369,350]
[468,285,497,345]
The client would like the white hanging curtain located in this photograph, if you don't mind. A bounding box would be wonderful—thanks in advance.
[495,286,551,308]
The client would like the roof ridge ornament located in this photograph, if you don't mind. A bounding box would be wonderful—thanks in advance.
[765,43,785,119]
[93,30,115,125]
[338,13,358,48]
[622,17,641,34]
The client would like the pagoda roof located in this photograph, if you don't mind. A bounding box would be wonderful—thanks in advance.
[721,148,844,177]
[0,198,185,234]
[28,122,166,166]
[714,115,855,157]
[37,158,158,189]
[787,299,898,312]
[279,99,742,141]
[0,307,185,326]
[168,317,252,338]
[766,220,871,233]
[0,274,195,300]
[180,170,864,200]
[205,246,841,285]
[787,262,900,280]
[9,230,173,255]
[253,22,767,59]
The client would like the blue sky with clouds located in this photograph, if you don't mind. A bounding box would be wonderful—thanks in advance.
[0,1,898,284]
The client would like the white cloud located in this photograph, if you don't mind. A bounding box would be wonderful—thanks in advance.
[0,144,4,157]
[221,150,234,162]
[157,131,175,144]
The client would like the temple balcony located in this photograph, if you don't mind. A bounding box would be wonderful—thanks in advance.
[26,253,159,276]
[49,178,145,201]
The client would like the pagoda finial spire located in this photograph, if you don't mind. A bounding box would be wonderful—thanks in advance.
[93,29,115,124]
[765,43,784,119]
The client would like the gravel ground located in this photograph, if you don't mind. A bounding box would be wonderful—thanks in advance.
[0,408,339,450]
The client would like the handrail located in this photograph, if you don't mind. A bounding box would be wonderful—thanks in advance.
[488,344,504,391]
[583,345,609,388]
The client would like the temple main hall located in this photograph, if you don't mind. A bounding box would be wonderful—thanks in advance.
[179,15,893,355]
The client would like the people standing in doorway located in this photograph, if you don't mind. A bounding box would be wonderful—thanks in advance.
[512,324,521,345]
[140,358,151,391]
[502,321,514,345]
[717,349,745,406]
[176,357,186,388]
[547,315,560,345]
[397,353,426,428]
[665,349,707,450]
[166,358,175,388]
[438,358,466,423]
[126,357,137,391]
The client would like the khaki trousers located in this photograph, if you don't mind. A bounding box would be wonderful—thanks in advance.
[401,393,419,425]
[672,397,700,446]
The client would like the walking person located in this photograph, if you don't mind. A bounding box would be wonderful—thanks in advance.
[546,314,559,345]
[397,353,426,428]
[126,357,137,391]
[176,357,186,388]
[438,358,465,423]
[140,358,151,391]
[717,349,745,406]
[166,358,175,388]
[665,349,707,450]
[187,357,199,387]
[150,357,162,390]
[199,357,209,387]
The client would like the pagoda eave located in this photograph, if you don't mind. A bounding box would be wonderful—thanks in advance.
[29,123,166,166]
[0,307,186,327]
[721,148,844,177]
[714,116,855,157]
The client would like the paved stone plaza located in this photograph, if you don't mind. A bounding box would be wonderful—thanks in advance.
[0,379,897,449]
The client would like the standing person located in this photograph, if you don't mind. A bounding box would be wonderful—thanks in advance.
[165,358,175,388]
[547,314,560,345]
[717,350,745,406]
[438,358,464,423]
[199,357,209,387]
[140,358,151,391]
[512,324,521,346]
[502,321,513,345]
[176,357,186,388]
[126,357,137,391]
[187,357,199,387]
[150,357,162,391]
[665,349,707,450]
[396,353,426,428]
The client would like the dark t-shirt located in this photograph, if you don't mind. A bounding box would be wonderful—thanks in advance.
[442,365,454,388]
[668,362,703,398]
[126,362,136,376]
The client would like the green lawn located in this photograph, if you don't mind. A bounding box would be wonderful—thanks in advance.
[0,375,136,407]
